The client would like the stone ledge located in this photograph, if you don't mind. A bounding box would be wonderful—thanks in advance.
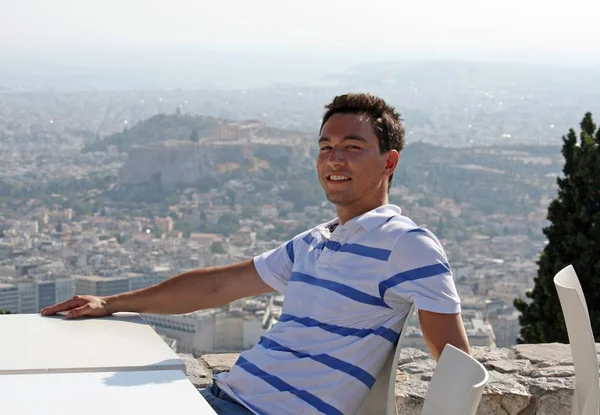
[181,343,600,414]
[178,353,210,388]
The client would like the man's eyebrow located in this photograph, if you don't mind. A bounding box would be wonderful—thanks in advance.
[318,135,367,143]
[318,136,330,143]
[344,134,367,142]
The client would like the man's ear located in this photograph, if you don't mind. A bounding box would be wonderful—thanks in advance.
[385,150,400,174]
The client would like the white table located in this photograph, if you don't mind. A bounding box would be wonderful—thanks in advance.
[0,313,185,374]
[0,370,216,414]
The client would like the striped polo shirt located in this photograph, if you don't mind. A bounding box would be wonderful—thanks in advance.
[214,204,461,415]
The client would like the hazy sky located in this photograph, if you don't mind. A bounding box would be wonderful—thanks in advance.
[2,0,599,61]
[1,0,599,90]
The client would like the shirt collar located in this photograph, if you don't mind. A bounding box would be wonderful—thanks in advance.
[318,204,402,233]
[354,204,402,232]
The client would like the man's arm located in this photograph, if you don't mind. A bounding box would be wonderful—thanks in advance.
[41,259,274,319]
[419,310,470,360]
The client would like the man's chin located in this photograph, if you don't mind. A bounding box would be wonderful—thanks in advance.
[325,193,353,206]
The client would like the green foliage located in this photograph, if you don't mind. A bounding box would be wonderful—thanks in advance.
[514,112,600,343]
[214,212,240,236]
[241,205,259,219]
[189,128,200,143]
[0,309,13,315]
[107,182,169,204]
[82,114,218,153]
[195,176,222,193]
[210,241,227,254]
[192,212,242,237]
[174,221,195,238]
[396,143,552,217]
[280,175,326,212]
[263,222,290,241]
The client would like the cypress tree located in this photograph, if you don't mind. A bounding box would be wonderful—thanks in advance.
[514,112,600,343]
[189,128,200,143]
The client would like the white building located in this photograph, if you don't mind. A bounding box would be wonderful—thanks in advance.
[127,273,169,292]
[0,242,13,260]
[491,310,521,348]
[7,278,76,313]
[215,313,244,351]
[37,279,75,310]
[466,318,497,347]
[143,309,266,355]
[55,279,74,304]
[0,283,19,313]
[17,282,38,313]
[230,227,257,248]
[259,205,278,219]
[243,318,265,349]
[142,310,218,354]
[74,275,130,297]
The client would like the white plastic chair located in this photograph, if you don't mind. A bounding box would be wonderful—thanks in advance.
[356,304,415,415]
[554,264,600,415]
[421,344,489,415]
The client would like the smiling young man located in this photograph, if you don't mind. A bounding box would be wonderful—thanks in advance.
[42,93,469,415]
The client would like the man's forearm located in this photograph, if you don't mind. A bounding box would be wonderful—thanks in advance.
[105,259,272,315]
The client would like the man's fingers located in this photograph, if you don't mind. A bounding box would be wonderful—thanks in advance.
[66,304,91,320]
[41,298,84,316]
[40,298,78,315]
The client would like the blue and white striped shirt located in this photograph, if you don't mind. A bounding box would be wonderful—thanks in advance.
[215,204,461,414]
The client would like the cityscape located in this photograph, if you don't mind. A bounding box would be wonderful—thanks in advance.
[3,58,597,355]
[2,2,600,413]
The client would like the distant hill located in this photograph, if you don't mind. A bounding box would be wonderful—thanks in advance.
[82,113,307,153]
[85,113,313,189]
[394,141,562,216]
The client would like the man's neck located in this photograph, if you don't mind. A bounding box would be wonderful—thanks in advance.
[335,198,389,225]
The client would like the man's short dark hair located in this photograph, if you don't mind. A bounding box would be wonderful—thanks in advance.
[320,93,405,188]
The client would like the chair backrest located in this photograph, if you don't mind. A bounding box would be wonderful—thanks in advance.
[554,264,600,415]
[356,304,415,415]
[421,344,489,415]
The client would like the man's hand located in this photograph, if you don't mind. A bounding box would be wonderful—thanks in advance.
[419,310,470,360]
[41,295,112,319]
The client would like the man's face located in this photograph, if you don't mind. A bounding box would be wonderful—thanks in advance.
[317,113,396,207]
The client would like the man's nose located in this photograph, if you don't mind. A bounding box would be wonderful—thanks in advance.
[327,148,346,165]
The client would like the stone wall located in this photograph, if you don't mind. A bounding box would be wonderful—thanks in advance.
[180,342,600,414]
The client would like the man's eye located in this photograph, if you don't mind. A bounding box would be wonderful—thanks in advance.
[348,145,361,150]
[320,147,332,151]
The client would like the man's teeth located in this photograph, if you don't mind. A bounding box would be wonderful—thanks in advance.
[330,175,349,181]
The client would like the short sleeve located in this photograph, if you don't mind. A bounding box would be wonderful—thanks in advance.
[381,228,461,314]
[253,231,307,295]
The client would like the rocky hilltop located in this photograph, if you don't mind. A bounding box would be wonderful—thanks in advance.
[84,113,313,188]
[116,139,311,188]
[84,113,309,152]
